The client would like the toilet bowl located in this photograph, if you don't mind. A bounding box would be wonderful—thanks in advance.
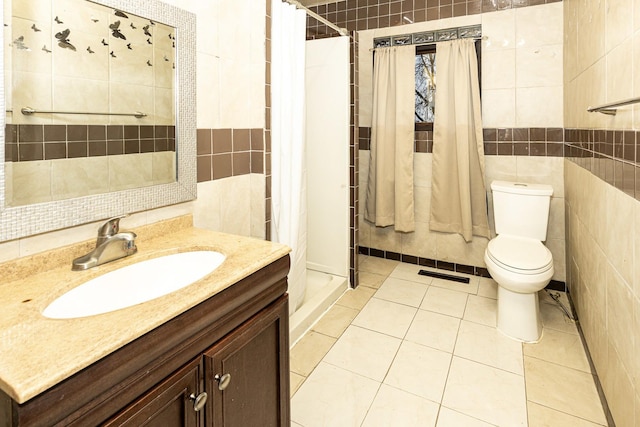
[484,235,553,342]
[485,181,554,343]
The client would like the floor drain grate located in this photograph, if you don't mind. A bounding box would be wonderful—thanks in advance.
[418,270,470,284]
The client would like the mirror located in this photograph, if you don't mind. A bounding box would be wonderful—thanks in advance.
[0,0,196,241]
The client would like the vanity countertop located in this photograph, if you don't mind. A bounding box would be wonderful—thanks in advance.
[0,225,290,404]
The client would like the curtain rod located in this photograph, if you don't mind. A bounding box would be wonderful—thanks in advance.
[282,0,350,37]
[587,96,640,116]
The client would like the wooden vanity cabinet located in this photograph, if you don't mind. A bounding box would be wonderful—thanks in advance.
[1,255,290,427]
[105,296,289,427]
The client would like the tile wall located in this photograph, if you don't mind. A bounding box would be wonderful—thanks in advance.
[359,126,565,157]
[564,162,639,427]
[305,0,561,36]
[565,129,640,200]
[563,0,640,425]
[359,151,566,279]
[346,3,566,281]
[187,0,267,240]
[354,4,564,129]
[196,128,264,182]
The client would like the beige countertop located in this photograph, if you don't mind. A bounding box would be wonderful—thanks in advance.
[0,219,290,404]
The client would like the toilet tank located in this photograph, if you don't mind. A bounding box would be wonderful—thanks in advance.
[491,181,553,241]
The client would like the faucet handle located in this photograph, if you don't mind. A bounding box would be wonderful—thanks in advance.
[98,216,127,241]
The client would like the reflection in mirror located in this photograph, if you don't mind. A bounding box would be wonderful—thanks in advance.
[0,0,196,242]
[5,0,177,207]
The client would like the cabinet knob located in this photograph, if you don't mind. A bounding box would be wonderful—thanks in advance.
[189,392,208,412]
[214,373,231,391]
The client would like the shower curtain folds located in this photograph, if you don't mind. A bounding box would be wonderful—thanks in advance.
[271,1,308,315]
[365,45,416,233]
[429,39,490,242]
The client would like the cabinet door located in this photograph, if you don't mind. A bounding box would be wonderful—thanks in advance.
[103,358,204,427]
[204,295,289,427]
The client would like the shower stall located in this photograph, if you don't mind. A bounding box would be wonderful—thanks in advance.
[288,35,351,343]
[270,0,351,344]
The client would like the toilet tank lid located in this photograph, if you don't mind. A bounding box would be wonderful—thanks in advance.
[491,180,553,196]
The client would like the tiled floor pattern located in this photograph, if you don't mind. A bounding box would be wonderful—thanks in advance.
[290,256,608,427]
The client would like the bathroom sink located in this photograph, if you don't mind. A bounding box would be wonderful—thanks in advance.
[43,251,226,319]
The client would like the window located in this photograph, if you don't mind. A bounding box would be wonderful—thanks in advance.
[415,45,437,130]
[414,40,481,131]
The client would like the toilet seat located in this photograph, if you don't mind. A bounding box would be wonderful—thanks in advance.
[486,235,553,275]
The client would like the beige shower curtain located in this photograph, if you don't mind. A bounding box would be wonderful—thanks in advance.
[430,39,490,242]
[365,45,415,232]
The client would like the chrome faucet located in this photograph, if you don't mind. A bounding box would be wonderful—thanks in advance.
[72,216,138,271]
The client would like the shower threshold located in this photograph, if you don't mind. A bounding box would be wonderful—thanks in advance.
[289,270,348,345]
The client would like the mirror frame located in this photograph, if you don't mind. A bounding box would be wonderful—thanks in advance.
[0,0,196,242]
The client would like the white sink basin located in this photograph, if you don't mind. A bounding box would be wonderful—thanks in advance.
[43,251,226,319]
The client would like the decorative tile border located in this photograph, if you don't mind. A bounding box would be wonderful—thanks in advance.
[350,31,360,287]
[359,245,566,290]
[373,24,481,48]
[483,127,564,156]
[306,0,562,37]
[196,128,264,182]
[358,126,565,157]
[265,0,272,241]
[360,244,491,277]
[4,124,175,162]
[565,128,640,201]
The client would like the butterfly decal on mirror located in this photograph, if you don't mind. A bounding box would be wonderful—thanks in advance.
[55,29,76,51]
[13,36,30,50]
[115,10,128,18]
[109,20,126,40]
[142,25,152,37]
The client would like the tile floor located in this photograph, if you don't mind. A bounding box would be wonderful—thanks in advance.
[290,255,608,427]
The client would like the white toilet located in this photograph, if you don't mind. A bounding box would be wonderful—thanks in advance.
[484,180,554,342]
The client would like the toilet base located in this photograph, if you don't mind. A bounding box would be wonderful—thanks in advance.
[497,286,543,342]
